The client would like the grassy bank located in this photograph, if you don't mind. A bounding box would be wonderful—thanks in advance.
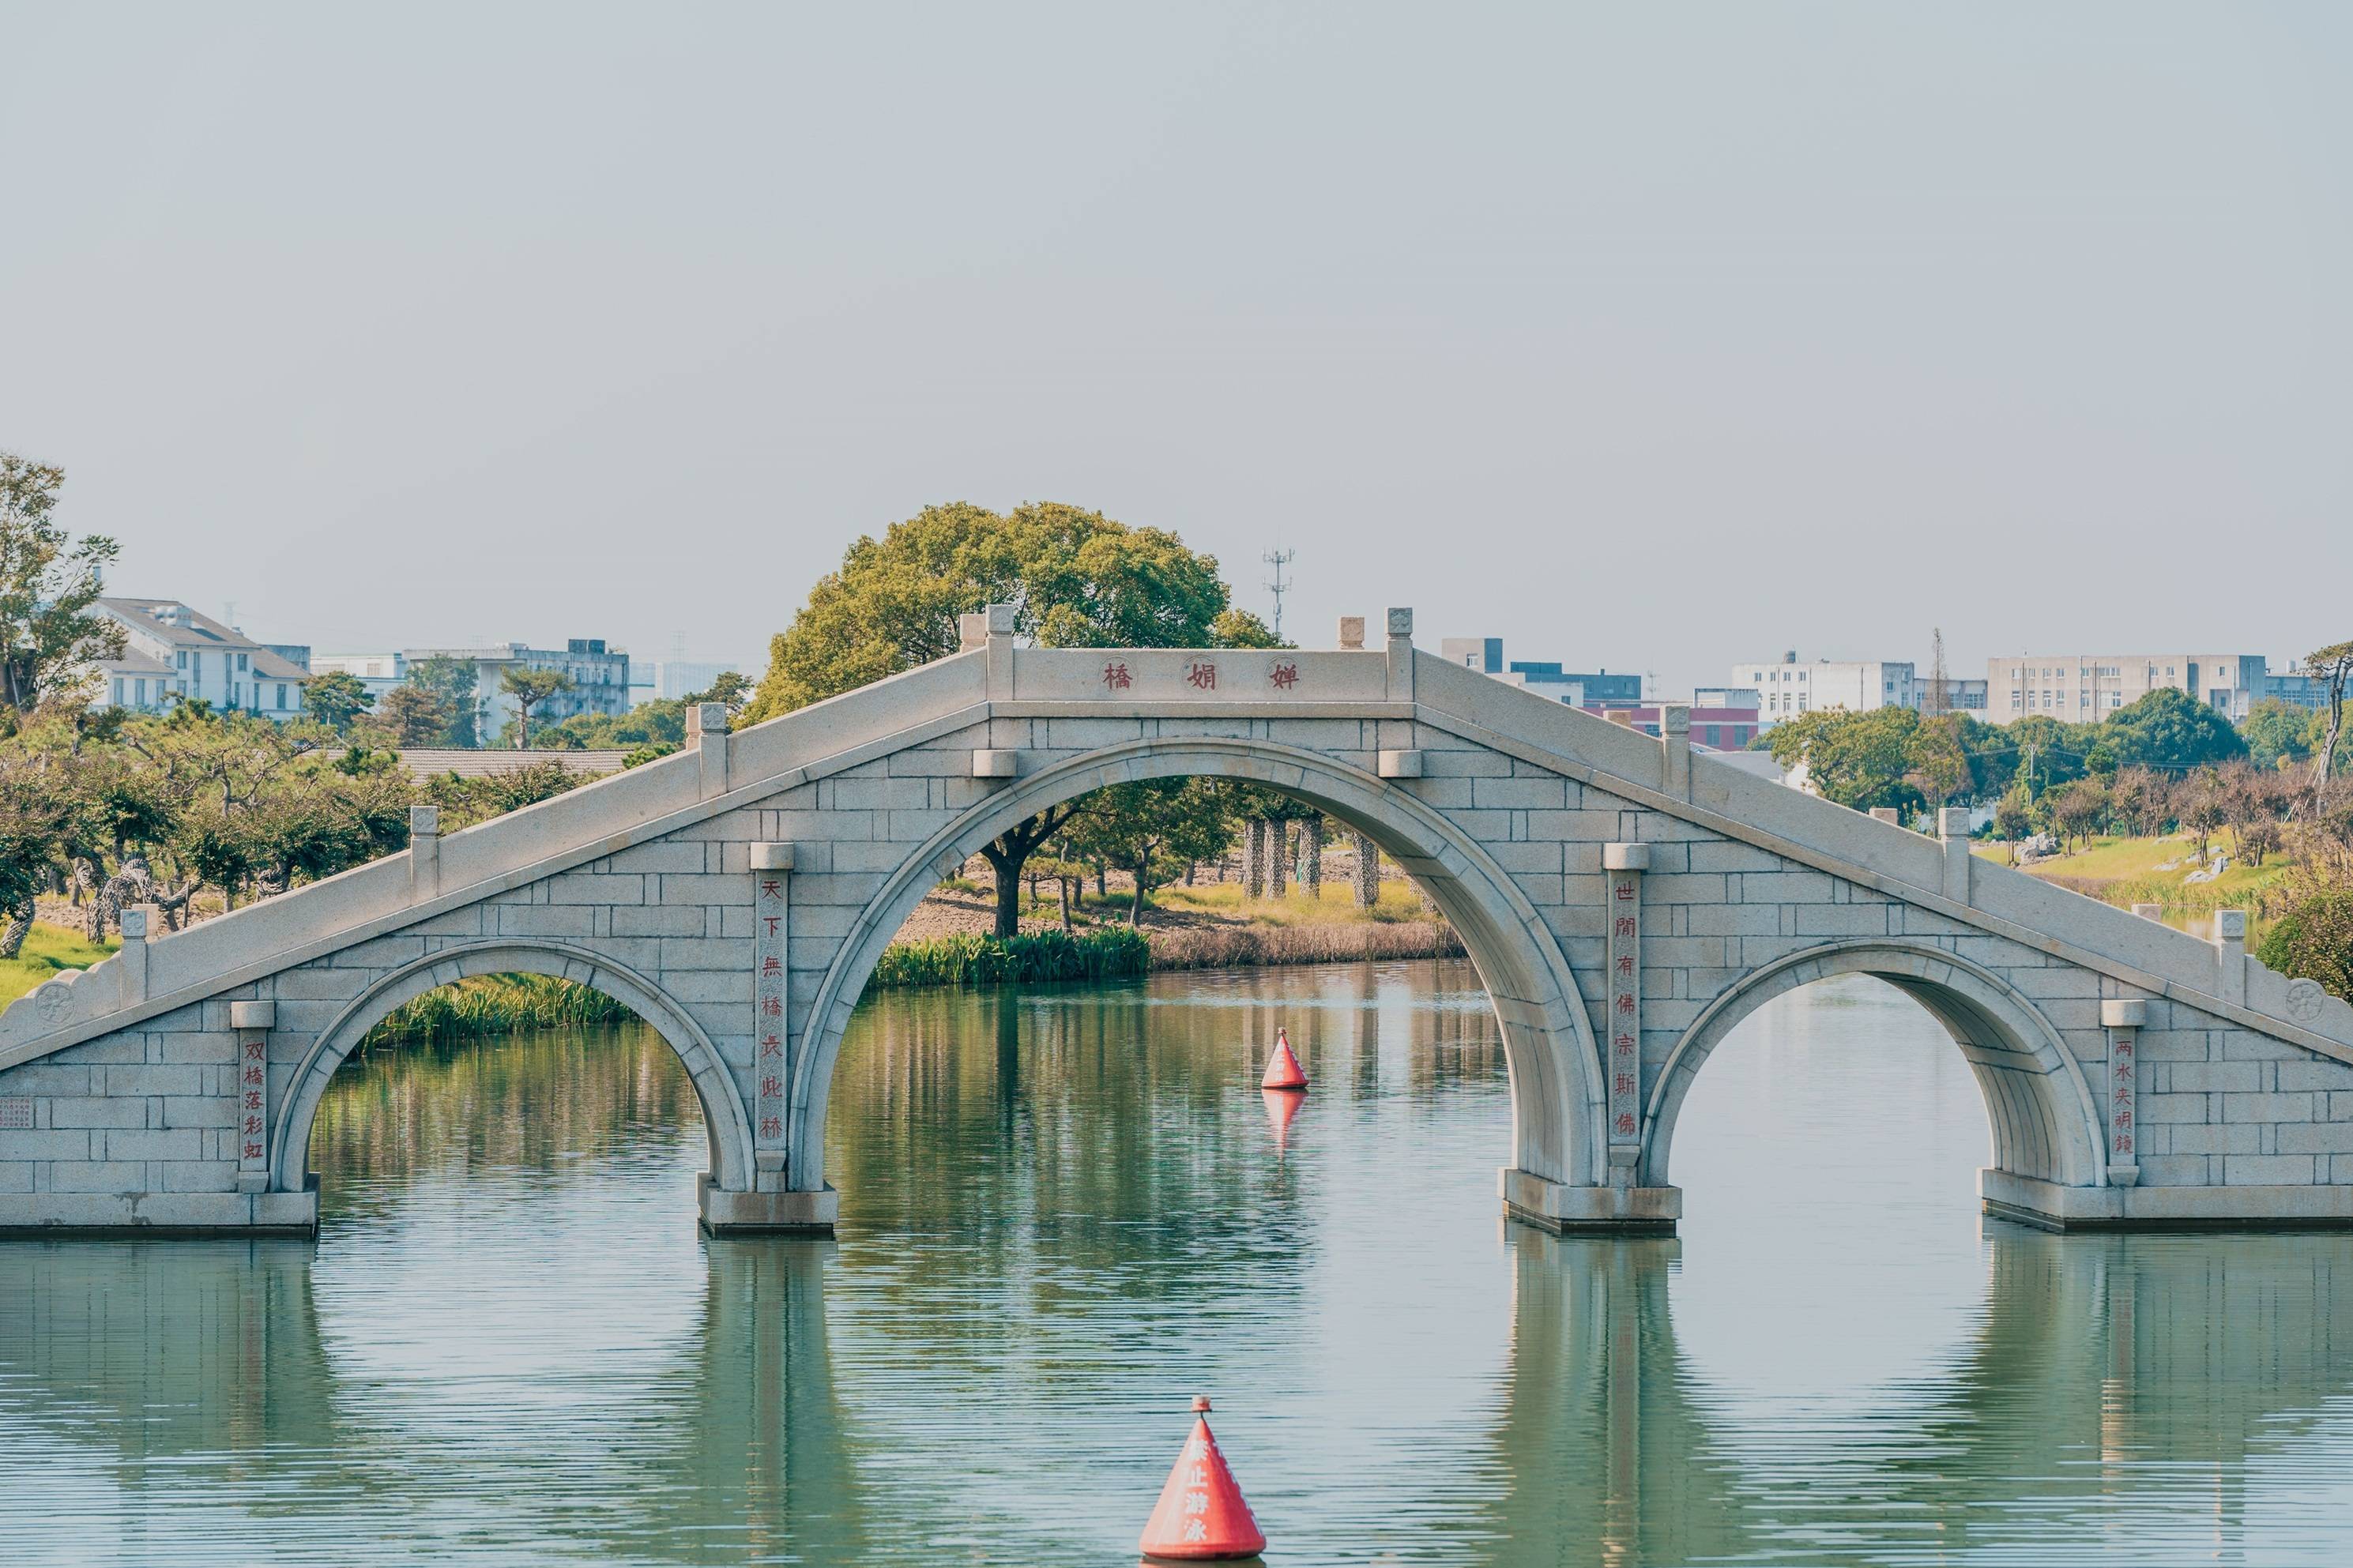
[1,923,118,1008]
[361,973,635,1046]
[868,919,1465,987]
[1973,834,2298,923]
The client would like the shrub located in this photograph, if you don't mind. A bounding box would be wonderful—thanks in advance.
[363,973,634,1045]
[2256,889,2353,1001]
[868,927,1151,988]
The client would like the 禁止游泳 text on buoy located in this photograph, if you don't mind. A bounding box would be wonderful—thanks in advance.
[1260,1026,1308,1092]
[1138,1396,1267,1561]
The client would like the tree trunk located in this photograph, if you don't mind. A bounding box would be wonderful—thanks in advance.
[0,901,32,961]
[1301,818,1324,900]
[1057,877,1073,930]
[1095,864,1107,897]
[1129,856,1150,926]
[1267,821,1287,898]
[1353,830,1380,907]
[1241,819,1263,899]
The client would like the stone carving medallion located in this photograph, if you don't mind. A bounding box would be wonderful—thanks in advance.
[31,983,71,1026]
[2286,978,2326,1024]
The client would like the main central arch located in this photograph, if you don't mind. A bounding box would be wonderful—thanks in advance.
[785,737,1609,1207]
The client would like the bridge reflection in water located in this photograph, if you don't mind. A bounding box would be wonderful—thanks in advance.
[4,968,2353,1563]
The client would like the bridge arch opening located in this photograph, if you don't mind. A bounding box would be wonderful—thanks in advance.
[789,737,1606,1201]
[1640,940,2106,1198]
[271,939,758,1201]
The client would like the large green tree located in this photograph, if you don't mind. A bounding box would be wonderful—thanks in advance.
[406,656,480,746]
[1,452,123,717]
[498,667,574,748]
[747,502,1248,934]
[2242,698,2315,772]
[303,671,375,734]
[2102,686,2246,773]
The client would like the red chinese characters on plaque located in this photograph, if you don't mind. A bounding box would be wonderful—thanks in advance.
[1184,660,1217,691]
[2110,1034,2135,1160]
[754,871,789,1148]
[1605,871,1642,1149]
[1267,661,1300,691]
[1102,661,1133,693]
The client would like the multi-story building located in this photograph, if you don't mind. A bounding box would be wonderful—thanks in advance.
[1734,652,1914,724]
[316,639,631,742]
[1986,652,2266,724]
[1587,701,1764,752]
[310,651,408,704]
[2265,664,2333,713]
[627,659,742,708]
[1733,653,1988,724]
[88,598,309,721]
[1440,637,1642,707]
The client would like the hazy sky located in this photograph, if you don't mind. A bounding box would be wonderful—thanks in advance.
[5,4,2347,691]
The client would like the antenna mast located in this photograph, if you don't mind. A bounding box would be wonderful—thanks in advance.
[1262,548,1297,641]
[1927,628,1950,718]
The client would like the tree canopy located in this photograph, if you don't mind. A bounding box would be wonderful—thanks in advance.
[744,502,1237,720]
[747,501,1264,934]
[2101,686,2246,773]
[2,452,122,718]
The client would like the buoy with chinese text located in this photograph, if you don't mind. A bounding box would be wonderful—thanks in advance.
[1260,1026,1308,1092]
[1138,1396,1267,1562]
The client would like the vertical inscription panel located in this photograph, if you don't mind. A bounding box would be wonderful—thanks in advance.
[751,844,794,1159]
[1602,842,1649,1157]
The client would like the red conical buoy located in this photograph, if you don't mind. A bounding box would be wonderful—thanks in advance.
[1139,1397,1267,1562]
[1261,1086,1302,1156]
[1260,1026,1308,1092]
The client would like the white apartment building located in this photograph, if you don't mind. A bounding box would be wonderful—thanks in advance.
[1734,653,1915,723]
[88,599,308,721]
[1987,652,2266,724]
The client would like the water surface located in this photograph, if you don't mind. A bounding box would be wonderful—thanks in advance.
[4,961,2351,1564]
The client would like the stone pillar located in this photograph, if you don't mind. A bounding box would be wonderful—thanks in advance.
[1353,830,1380,908]
[2100,998,2145,1187]
[1384,607,1415,701]
[1602,843,1650,1178]
[1266,821,1287,898]
[1241,820,1264,899]
[751,843,794,1175]
[409,804,439,899]
[689,702,730,802]
[1938,807,1972,904]
[2213,909,2248,1006]
[1658,705,1690,799]
[116,904,154,1003]
[984,601,1015,701]
[229,1000,276,1194]
[1337,615,1366,651]
[958,611,988,652]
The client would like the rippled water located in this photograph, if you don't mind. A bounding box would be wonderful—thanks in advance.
[5,960,2353,1565]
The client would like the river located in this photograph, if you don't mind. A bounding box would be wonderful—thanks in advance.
[3,959,2351,1564]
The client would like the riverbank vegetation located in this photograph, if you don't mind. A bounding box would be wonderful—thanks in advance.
[1776,647,2353,999]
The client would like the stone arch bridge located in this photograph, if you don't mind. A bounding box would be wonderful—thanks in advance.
[6,609,2351,1235]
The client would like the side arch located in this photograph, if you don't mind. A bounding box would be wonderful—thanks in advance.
[270,938,758,1197]
[1640,939,2106,1190]
[786,737,1606,1194]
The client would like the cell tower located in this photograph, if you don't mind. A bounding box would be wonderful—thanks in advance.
[1927,627,1950,718]
[1262,549,1297,641]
